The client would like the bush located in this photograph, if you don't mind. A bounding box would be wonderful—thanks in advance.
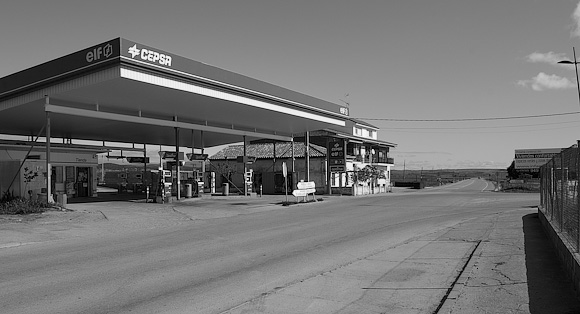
[0,198,51,215]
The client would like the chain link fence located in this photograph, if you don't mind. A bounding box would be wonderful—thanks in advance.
[539,143,580,252]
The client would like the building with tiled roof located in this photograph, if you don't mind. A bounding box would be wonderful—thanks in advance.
[210,142,326,160]
[209,118,397,195]
[209,117,396,196]
[209,142,327,195]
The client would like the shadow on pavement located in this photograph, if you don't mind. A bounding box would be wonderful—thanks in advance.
[523,213,580,313]
[67,192,146,204]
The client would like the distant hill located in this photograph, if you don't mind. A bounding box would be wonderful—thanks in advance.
[391,169,508,184]
[100,164,506,180]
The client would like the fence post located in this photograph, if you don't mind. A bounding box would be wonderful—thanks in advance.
[540,166,544,209]
[552,166,555,221]
[577,141,580,252]
[561,155,565,232]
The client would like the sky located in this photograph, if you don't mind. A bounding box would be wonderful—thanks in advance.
[2,0,580,169]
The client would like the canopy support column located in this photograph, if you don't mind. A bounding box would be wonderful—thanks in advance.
[201,131,205,174]
[305,131,310,182]
[243,136,248,196]
[175,124,180,200]
[143,144,147,189]
[191,130,195,156]
[45,96,53,203]
[291,137,295,187]
[326,137,331,195]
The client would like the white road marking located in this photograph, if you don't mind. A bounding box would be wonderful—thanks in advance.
[481,181,490,192]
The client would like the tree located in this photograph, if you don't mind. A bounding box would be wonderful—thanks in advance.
[352,165,384,185]
[506,161,518,180]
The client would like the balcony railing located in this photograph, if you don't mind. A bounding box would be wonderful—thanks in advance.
[347,154,394,165]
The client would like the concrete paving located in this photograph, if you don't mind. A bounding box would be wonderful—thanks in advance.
[223,206,580,314]
[0,193,312,248]
[0,187,413,248]
[438,209,580,314]
[1,189,579,313]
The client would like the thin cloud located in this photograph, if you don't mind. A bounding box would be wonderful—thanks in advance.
[525,51,568,64]
[517,72,575,91]
[573,1,580,37]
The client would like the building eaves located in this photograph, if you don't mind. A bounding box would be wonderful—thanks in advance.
[313,129,397,148]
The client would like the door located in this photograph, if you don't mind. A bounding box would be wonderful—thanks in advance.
[76,167,90,197]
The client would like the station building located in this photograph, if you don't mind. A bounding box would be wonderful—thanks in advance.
[0,38,394,201]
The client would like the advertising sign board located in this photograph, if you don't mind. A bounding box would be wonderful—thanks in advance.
[514,148,562,170]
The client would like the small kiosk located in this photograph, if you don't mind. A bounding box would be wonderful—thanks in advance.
[0,140,106,201]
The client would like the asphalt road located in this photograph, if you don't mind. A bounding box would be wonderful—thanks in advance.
[0,179,539,314]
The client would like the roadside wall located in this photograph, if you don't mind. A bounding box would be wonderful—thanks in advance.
[538,208,580,298]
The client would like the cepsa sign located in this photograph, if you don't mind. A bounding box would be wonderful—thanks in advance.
[328,140,346,171]
[127,44,172,66]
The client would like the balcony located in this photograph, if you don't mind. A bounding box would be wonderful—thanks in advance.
[348,154,394,165]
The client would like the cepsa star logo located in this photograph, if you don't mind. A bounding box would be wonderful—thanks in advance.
[127,44,172,66]
[128,44,140,58]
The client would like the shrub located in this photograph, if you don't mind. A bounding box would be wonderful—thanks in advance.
[0,198,51,215]
[1,190,17,203]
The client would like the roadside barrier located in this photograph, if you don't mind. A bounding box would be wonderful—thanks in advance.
[539,143,580,252]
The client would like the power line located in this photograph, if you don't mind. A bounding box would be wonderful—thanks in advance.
[385,124,580,134]
[353,111,580,122]
[379,120,580,130]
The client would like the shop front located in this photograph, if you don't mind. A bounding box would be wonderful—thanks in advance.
[0,141,103,200]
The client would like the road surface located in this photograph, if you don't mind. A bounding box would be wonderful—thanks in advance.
[0,179,538,313]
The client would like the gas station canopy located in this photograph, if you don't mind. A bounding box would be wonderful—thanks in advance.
[0,38,349,148]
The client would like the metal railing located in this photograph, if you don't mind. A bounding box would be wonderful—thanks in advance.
[539,143,580,252]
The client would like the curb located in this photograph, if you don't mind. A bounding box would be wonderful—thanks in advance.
[437,240,485,313]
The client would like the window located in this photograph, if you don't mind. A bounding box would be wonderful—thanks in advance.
[347,142,360,156]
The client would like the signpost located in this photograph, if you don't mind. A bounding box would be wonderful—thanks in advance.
[292,180,316,202]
